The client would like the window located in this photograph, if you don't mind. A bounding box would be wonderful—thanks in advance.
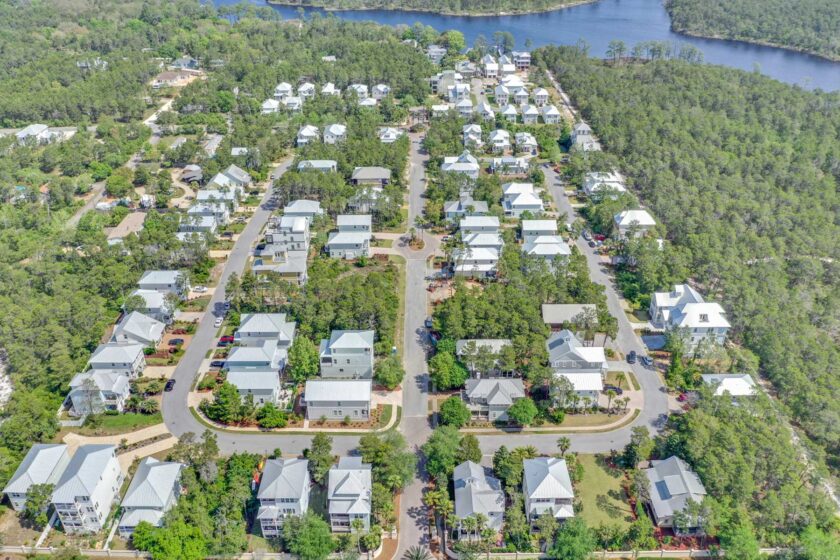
[699,314,709,323]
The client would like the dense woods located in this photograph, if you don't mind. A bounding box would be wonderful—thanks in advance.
[666,0,840,61]
[267,0,579,16]
[535,46,840,479]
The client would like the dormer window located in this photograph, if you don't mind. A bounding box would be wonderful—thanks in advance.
[699,314,709,323]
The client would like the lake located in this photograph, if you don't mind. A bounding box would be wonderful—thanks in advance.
[214,0,840,91]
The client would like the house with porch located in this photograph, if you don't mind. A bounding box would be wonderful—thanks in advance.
[319,330,374,379]
[328,457,372,532]
[257,458,311,538]
[546,330,608,406]
[523,457,574,522]
[453,461,504,539]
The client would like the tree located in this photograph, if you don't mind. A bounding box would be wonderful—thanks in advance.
[375,354,405,390]
[256,403,288,428]
[506,397,538,426]
[719,521,761,560]
[549,518,596,560]
[306,433,334,484]
[428,350,469,390]
[535,512,558,551]
[421,425,462,480]
[606,40,627,63]
[797,524,840,559]
[439,395,470,428]
[503,493,532,551]
[359,432,416,491]
[456,434,482,464]
[622,426,653,467]
[284,513,335,560]
[200,382,243,425]
[21,483,53,528]
[287,337,320,383]
[132,520,208,560]
[556,437,571,457]
[442,30,465,53]
[402,546,431,560]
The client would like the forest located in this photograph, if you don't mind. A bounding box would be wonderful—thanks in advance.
[534,45,840,497]
[266,0,580,16]
[666,0,840,61]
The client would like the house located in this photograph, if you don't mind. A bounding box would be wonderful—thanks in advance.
[179,215,218,236]
[68,371,130,416]
[266,215,310,251]
[151,71,192,89]
[430,70,462,95]
[571,122,601,151]
[494,84,510,105]
[378,127,404,144]
[252,246,309,286]
[118,458,184,538]
[324,124,347,145]
[129,289,175,324]
[321,82,340,96]
[482,54,499,78]
[196,188,237,206]
[284,199,324,222]
[274,82,293,99]
[226,340,285,373]
[455,59,477,78]
[501,74,526,93]
[521,104,540,124]
[583,171,626,198]
[257,458,311,537]
[492,156,529,175]
[181,164,203,184]
[235,313,296,348]
[431,104,451,118]
[427,45,448,64]
[542,104,561,124]
[462,378,525,421]
[463,124,482,148]
[460,215,500,234]
[111,311,164,348]
[188,202,230,226]
[298,82,316,99]
[488,129,511,153]
[614,210,656,239]
[523,234,570,265]
[499,104,518,123]
[456,98,474,117]
[209,164,251,191]
[348,83,369,99]
[462,231,504,251]
[348,186,385,214]
[304,379,372,421]
[514,89,530,106]
[444,194,489,222]
[261,98,280,114]
[170,56,199,70]
[523,457,574,522]
[455,339,513,377]
[296,125,320,146]
[15,124,55,145]
[297,160,338,173]
[515,132,538,155]
[138,270,189,297]
[326,215,372,259]
[533,88,550,106]
[351,167,391,187]
[451,247,499,278]
[226,370,281,405]
[328,457,372,532]
[319,329,375,379]
[282,96,303,112]
[442,151,480,180]
[701,373,757,398]
[372,84,391,100]
[502,182,543,217]
[453,461,504,539]
[547,330,607,405]
[643,456,707,535]
[498,54,516,76]
[522,220,557,243]
[88,343,146,378]
[477,102,495,122]
[52,445,123,535]
[448,83,471,104]
[3,444,70,512]
[541,304,598,330]
[512,51,531,70]
[649,285,731,349]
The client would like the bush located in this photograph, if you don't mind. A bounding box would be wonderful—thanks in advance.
[374,354,405,390]
[439,396,470,428]
[197,377,217,391]
[257,403,288,429]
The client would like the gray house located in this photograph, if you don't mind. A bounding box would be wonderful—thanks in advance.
[138,270,189,298]
[130,289,175,324]
[235,313,296,348]
[326,215,372,259]
[541,304,597,331]
[257,458,311,538]
[319,330,374,379]
[87,343,146,378]
[351,166,391,187]
[643,456,707,535]
[303,379,371,421]
[328,457,372,532]
[523,457,575,522]
[118,458,184,538]
[3,444,70,511]
[68,371,131,416]
[463,378,525,422]
[453,461,505,539]
[111,311,164,348]
[546,330,607,406]
[52,445,123,535]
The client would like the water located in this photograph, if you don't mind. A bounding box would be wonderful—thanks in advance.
[214,0,840,91]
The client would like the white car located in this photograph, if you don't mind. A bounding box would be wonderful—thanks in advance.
[214,317,223,328]
[193,285,208,293]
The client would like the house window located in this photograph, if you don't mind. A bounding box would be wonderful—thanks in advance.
[699,314,709,323]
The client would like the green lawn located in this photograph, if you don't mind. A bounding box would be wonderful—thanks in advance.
[378,404,393,428]
[607,370,639,391]
[576,454,634,531]
[76,412,162,436]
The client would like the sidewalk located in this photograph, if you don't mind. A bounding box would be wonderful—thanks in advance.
[63,423,171,451]
[461,407,638,434]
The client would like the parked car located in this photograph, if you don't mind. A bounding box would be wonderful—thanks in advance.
[441,235,452,242]
[640,355,653,367]
[588,240,597,248]
[594,234,607,241]
[223,301,231,310]
[172,328,188,335]
[602,384,624,395]
[169,338,185,346]
[582,230,592,241]
[424,317,433,329]
[677,393,689,402]
[193,285,208,293]
[164,379,176,392]
[627,350,637,364]
[217,340,231,347]
[210,360,226,368]
[214,317,223,328]
[220,231,234,238]
[220,335,234,343]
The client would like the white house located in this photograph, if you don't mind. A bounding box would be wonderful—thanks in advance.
[442,151,480,180]
[52,445,123,535]
[274,82,293,100]
[499,54,516,75]
[701,373,757,398]
[463,124,482,148]
[284,199,324,222]
[87,343,146,378]
[513,89,530,106]
[235,313,296,349]
[297,160,338,173]
[326,215,372,259]
[523,457,574,522]
[296,125,320,146]
[282,96,303,112]
[451,247,499,278]
[533,88,550,106]
[643,457,707,535]
[348,83,369,99]
[324,124,347,145]
[453,461,504,539]
[546,330,607,406]
[226,370,281,405]
[328,457,372,532]
[129,289,175,324]
[111,311,164,348]
[614,209,656,239]
[542,304,598,330]
[456,98,474,117]
[266,215,310,251]
[448,83,471,103]
[649,285,731,350]
[542,104,561,124]
[499,104,518,123]
[494,84,510,106]
[512,51,531,70]
[257,458,311,537]
[378,127,404,144]
[502,182,543,217]
[68,371,130,416]
[515,132,538,155]
[3,444,70,512]
[304,379,372,421]
[431,104,451,118]
[138,270,189,298]
[444,194,489,222]
[482,54,499,78]
[571,122,601,151]
[462,378,525,422]
[427,45,447,65]
[188,202,230,226]
[261,99,280,114]
[319,330,374,379]
[460,215,500,234]
[372,83,391,100]
[321,82,340,96]
[521,104,540,124]
[488,129,511,153]
[583,171,626,198]
[522,220,570,266]
[298,82,316,99]
[118,458,184,538]
[477,102,495,122]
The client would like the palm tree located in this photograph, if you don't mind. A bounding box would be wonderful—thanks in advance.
[606,389,617,414]
[403,546,431,560]
[556,436,571,457]
[615,372,626,390]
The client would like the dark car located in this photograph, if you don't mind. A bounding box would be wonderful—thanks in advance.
[424,317,433,329]
[164,379,176,392]
[627,350,637,364]
[217,340,231,347]
[210,360,226,368]
[588,240,597,248]
[603,384,624,395]
[168,338,185,346]
[640,355,653,367]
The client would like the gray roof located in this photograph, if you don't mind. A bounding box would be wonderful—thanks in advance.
[238,313,296,343]
[3,444,69,494]
[328,457,372,516]
[326,329,374,350]
[444,196,489,215]
[645,456,707,521]
[523,457,574,501]
[297,160,337,171]
[121,458,183,509]
[258,458,310,502]
[351,167,391,181]
[305,379,371,403]
[337,214,372,228]
[224,164,251,184]
[69,370,130,394]
[464,378,525,406]
[541,304,597,325]
[52,445,118,502]
[89,343,144,365]
[139,270,183,286]
[227,370,281,392]
[453,461,504,520]
[284,199,323,215]
[112,311,164,345]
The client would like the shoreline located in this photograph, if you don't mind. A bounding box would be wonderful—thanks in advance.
[265,0,598,18]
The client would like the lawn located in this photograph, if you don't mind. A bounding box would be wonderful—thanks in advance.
[606,370,639,391]
[576,454,634,531]
[378,404,394,428]
[74,412,163,436]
